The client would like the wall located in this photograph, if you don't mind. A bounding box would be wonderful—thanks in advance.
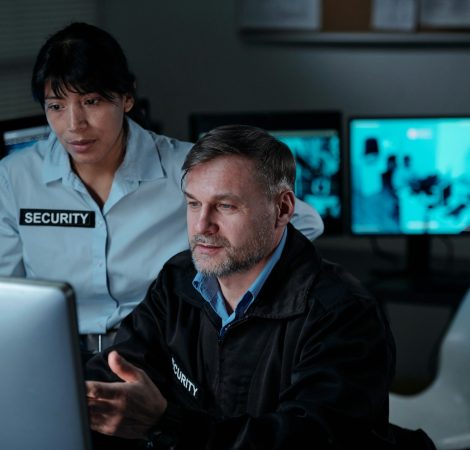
[100,1,470,140]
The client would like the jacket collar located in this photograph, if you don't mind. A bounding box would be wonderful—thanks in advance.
[247,223,322,319]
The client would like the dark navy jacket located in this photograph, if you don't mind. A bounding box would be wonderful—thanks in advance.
[87,224,397,449]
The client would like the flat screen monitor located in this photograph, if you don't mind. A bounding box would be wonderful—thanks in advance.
[349,115,470,278]
[0,115,50,159]
[0,277,92,450]
[190,111,344,235]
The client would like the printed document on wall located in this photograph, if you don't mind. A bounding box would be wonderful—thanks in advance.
[371,0,418,31]
[420,0,470,28]
[238,0,322,30]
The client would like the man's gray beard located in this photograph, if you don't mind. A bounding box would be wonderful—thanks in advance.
[192,246,266,278]
[190,226,272,278]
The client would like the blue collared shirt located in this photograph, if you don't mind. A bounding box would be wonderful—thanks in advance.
[193,228,288,336]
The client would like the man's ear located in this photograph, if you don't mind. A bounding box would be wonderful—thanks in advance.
[275,190,295,228]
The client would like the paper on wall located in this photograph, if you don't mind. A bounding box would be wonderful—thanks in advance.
[371,0,418,31]
[420,0,470,28]
[238,0,322,31]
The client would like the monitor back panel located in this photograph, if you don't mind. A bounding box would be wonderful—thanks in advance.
[0,277,92,450]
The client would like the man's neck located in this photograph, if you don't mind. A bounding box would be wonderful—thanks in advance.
[217,258,269,313]
[217,229,285,312]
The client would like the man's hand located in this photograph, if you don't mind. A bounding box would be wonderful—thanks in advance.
[86,350,168,439]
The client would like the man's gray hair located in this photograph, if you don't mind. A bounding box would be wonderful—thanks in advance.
[181,124,295,198]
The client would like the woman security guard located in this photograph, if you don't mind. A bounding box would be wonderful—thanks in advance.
[0,22,323,359]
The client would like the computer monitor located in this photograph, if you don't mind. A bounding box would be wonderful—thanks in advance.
[349,115,470,278]
[0,277,92,450]
[0,115,50,159]
[190,111,344,234]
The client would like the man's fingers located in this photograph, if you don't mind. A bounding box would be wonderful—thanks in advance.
[87,396,114,414]
[108,350,143,383]
[86,351,142,400]
[85,351,165,440]
[86,380,123,400]
[87,398,120,435]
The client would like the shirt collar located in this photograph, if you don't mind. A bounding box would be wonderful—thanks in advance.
[117,118,165,181]
[42,133,71,183]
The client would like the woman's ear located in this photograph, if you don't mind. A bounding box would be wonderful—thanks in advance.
[275,190,295,228]
[123,94,135,113]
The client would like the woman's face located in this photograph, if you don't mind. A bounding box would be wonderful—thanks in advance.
[43,81,134,170]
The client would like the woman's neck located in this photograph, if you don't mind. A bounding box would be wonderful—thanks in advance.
[72,130,126,208]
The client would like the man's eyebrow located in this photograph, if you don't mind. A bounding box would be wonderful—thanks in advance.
[183,191,243,202]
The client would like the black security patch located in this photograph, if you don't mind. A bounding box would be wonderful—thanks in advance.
[19,209,95,228]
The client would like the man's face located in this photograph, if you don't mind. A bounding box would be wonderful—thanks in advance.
[185,155,280,279]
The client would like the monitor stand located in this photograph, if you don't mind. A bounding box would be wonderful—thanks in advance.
[371,235,469,294]
[407,235,431,280]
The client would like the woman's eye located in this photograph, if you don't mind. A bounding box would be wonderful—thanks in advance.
[46,103,61,111]
[85,97,100,105]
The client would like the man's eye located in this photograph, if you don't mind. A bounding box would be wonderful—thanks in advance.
[218,203,235,211]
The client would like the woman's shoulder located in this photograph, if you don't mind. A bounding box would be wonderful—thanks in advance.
[127,118,193,164]
[0,136,52,174]
[151,131,193,160]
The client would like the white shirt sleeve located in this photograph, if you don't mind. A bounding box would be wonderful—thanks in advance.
[0,167,26,277]
[290,197,324,241]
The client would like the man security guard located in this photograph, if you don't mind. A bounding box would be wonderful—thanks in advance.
[83,125,436,450]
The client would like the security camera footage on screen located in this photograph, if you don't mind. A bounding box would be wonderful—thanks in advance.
[270,129,341,226]
[349,117,470,236]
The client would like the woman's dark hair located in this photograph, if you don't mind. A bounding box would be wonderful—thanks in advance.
[31,22,136,106]
[182,124,296,198]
